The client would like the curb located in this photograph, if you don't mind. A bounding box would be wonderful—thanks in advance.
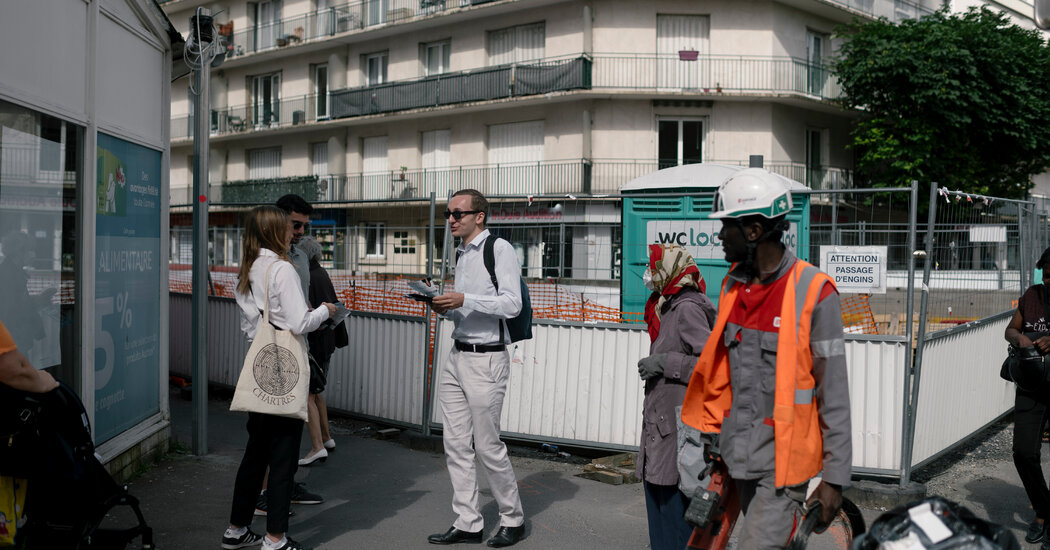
[844,479,927,510]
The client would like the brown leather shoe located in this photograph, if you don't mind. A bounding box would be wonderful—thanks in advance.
[486,525,525,548]
[428,526,483,545]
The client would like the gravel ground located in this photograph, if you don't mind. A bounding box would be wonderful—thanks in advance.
[912,417,1016,489]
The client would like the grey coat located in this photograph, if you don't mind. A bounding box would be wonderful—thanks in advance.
[636,288,716,485]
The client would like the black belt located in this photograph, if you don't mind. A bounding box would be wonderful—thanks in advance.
[455,341,506,353]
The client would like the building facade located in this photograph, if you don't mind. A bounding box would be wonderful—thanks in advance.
[162,0,941,280]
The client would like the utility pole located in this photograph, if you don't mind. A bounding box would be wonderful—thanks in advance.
[188,7,222,456]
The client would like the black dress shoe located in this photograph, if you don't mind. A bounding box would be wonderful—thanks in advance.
[428,526,483,545]
[486,525,525,548]
[1027,518,1046,543]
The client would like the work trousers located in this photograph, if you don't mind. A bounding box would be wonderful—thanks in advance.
[643,481,694,550]
[229,412,304,534]
[439,348,524,532]
[734,475,807,549]
[1013,387,1050,520]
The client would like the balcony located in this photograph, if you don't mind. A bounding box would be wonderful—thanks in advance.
[171,55,591,142]
[169,159,852,206]
[171,54,842,142]
[329,55,591,117]
[591,54,842,99]
[218,0,499,59]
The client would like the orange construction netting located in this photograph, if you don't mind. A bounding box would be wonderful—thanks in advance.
[169,268,880,333]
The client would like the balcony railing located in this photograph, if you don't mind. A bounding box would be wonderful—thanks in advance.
[591,54,841,99]
[171,54,842,141]
[218,0,497,58]
[329,56,591,118]
[169,159,852,205]
[822,0,935,23]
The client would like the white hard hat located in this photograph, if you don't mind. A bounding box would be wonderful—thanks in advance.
[710,168,793,219]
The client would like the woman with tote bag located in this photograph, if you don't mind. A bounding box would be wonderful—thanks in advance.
[222,206,336,550]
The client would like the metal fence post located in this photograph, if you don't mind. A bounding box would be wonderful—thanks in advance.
[901,181,938,485]
[422,192,437,436]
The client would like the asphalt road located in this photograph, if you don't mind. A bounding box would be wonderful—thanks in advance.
[113,388,1044,549]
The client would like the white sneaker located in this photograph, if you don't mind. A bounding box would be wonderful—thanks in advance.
[297,448,328,466]
[222,527,263,549]
[323,438,336,450]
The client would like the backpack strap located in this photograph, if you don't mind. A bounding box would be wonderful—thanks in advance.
[483,236,506,344]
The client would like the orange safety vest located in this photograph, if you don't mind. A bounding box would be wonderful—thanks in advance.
[680,260,835,488]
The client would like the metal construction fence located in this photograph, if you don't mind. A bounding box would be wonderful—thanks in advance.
[169,184,1050,483]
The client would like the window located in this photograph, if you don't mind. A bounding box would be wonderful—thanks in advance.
[488,121,543,193]
[487,22,544,65]
[807,31,830,96]
[656,15,710,89]
[0,99,81,382]
[362,136,388,200]
[249,147,281,179]
[312,142,330,198]
[657,118,703,169]
[253,0,283,51]
[393,231,416,254]
[806,128,828,189]
[251,73,281,127]
[314,64,328,119]
[364,52,388,86]
[365,222,385,257]
[422,40,451,76]
[366,0,388,26]
[422,129,450,168]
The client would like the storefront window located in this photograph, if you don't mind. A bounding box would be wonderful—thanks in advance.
[0,99,81,387]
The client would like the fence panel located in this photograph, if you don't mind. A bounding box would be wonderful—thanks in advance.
[326,313,427,427]
[910,315,1015,468]
[846,338,907,473]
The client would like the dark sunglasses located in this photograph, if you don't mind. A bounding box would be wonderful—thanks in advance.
[443,209,480,220]
[292,221,311,231]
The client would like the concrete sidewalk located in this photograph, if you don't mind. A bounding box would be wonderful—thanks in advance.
[124,387,1041,549]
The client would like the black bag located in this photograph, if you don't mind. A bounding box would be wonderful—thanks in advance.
[0,383,46,478]
[1001,287,1050,391]
[334,320,349,349]
[854,496,1019,550]
[482,236,533,343]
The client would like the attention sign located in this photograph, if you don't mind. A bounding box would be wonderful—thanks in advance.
[820,246,888,294]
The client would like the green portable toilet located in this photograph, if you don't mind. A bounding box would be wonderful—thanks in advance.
[619,163,811,321]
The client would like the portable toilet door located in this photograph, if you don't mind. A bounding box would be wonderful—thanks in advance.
[619,164,811,321]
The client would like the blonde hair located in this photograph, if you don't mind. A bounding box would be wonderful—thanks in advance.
[237,206,291,294]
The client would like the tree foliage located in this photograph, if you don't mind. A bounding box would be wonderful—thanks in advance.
[832,8,1050,198]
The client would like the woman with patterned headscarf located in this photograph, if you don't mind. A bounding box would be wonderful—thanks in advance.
[636,243,716,550]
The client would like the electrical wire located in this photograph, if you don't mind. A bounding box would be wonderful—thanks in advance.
[185,6,220,96]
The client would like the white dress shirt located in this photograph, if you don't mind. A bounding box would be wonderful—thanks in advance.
[446,230,523,345]
[235,248,329,340]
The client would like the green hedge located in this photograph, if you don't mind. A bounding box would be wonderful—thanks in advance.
[221,176,320,203]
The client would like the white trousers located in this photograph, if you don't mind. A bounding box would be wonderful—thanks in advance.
[439,348,524,532]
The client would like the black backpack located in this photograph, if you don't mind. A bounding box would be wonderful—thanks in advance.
[482,236,533,343]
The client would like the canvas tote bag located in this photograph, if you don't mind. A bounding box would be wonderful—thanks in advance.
[230,262,310,421]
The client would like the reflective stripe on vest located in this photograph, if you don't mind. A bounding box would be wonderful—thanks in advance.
[680,260,835,488]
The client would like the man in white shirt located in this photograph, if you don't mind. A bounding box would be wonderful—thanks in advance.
[429,189,526,548]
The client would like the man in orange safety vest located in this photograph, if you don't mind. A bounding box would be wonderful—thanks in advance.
[679,168,852,549]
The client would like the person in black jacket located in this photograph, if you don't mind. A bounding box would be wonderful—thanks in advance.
[297,236,338,466]
[1004,246,1050,547]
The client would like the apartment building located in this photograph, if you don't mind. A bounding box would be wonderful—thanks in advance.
[162,0,941,279]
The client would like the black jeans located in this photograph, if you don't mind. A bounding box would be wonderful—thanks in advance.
[229,412,304,534]
[1013,388,1050,520]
